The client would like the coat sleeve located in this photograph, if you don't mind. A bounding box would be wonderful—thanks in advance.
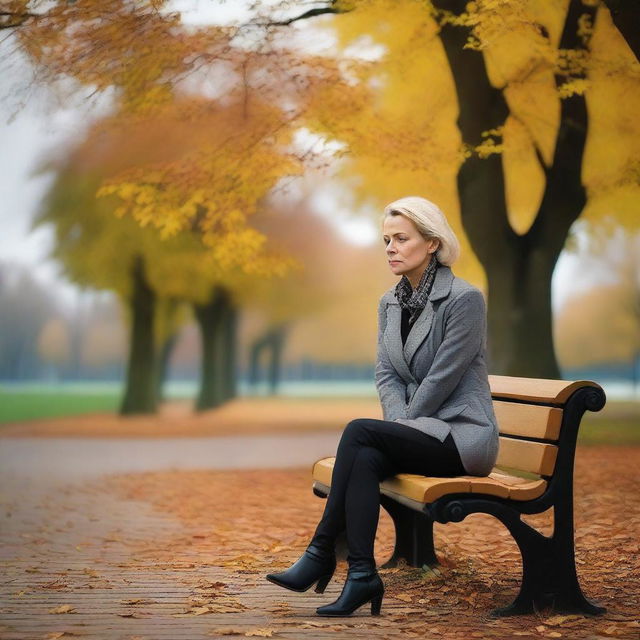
[375,296,408,421]
[405,288,486,420]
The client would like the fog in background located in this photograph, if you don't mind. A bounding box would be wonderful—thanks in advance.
[0,1,637,397]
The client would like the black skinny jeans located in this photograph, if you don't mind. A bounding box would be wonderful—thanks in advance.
[309,418,466,573]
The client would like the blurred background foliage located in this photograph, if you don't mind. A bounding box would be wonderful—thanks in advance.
[0,0,638,431]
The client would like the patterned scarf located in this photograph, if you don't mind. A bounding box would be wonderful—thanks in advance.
[394,253,441,326]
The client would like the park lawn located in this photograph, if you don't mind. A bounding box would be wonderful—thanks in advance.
[579,400,639,446]
[578,417,639,446]
[0,389,121,423]
[0,388,637,445]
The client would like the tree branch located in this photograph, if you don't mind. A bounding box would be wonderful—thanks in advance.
[509,112,550,177]
[601,0,640,62]
[529,0,599,255]
[262,6,348,26]
[245,2,352,28]
[431,0,515,264]
[0,10,38,31]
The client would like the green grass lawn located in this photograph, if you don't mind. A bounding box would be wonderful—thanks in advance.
[0,388,121,423]
[578,400,639,445]
[578,417,639,445]
[0,385,637,445]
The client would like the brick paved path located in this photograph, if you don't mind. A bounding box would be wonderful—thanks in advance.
[1,437,638,639]
[0,433,342,478]
[1,435,432,639]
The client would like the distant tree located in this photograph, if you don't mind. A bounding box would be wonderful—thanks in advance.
[33,102,299,413]
[33,156,197,414]
[243,192,394,392]
[37,315,70,379]
[555,229,640,386]
[80,294,128,378]
[0,262,57,380]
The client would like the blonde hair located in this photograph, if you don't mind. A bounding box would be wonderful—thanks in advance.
[381,196,460,266]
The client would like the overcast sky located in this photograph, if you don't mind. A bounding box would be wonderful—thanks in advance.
[0,1,622,314]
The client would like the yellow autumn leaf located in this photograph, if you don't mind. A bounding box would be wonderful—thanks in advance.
[244,630,275,638]
[48,604,76,614]
[394,592,413,602]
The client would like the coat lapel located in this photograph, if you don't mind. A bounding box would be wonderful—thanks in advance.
[404,265,454,365]
[384,265,455,376]
[383,303,415,383]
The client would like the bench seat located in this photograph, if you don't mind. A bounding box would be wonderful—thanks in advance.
[313,457,548,503]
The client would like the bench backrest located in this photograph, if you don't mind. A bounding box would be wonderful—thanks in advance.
[488,376,604,478]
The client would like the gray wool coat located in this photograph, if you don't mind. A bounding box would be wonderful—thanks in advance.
[375,264,499,476]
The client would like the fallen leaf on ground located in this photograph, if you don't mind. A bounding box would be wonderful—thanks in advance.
[120,598,156,605]
[394,592,414,602]
[48,604,76,614]
[544,615,583,626]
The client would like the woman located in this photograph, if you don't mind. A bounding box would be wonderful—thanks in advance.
[266,196,499,617]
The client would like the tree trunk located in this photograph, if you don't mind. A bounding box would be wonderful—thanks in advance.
[156,331,179,403]
[601,0,640,62]
[120,254,157,415]
[485,243,560,376]
[248,336,263,388]
[432,0,597,377]
[194,286,237,411]
[67,293,86,381]
[248,332,270,391]
[154,297,185,404]
[267,324,288,395]
[221,300,238,401]
[247,323,288,394]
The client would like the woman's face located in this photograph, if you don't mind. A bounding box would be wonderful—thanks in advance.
[382,214,440,288]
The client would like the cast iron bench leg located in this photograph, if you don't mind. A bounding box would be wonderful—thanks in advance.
[492,509,607,617]
[380,495,438,568]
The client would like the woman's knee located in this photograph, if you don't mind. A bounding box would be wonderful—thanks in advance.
[342,418,371,441]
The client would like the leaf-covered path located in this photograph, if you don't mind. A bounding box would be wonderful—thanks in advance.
[1,443,639,639]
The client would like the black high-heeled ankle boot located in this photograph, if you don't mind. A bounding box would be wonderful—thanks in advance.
[315,568,384,616]
[265,545,336,594]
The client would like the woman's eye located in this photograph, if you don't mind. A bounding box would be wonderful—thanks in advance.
[383,237,407,244]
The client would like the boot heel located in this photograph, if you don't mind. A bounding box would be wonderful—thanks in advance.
[314,573,332,593]
[371,593,383,615]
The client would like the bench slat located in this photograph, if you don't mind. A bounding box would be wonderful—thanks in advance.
[312,457,548,503]
[483,471,548,501]
[489,375,602,404]
[494,400,563,440]
[496,436,558,475]
[384,474,471,502]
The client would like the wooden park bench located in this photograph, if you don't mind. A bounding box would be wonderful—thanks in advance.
[311,375,607,617]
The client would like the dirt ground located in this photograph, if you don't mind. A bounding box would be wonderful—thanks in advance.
[0,398,383,438]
